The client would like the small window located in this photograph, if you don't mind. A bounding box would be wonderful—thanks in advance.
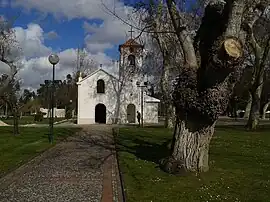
[129,47,134,53]
[128,54,135,66]
[97,79,105,93]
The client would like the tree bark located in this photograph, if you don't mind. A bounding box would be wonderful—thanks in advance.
[246,83,263,130]
[244,92,252,119]
[161,120,215,173]
[167,105,175,128]
[161,0,245,174]
[160,53,175,128]
[5,102,8,119]
[13,106,19,136]
[114,94,121,124]
[262,101,270,119]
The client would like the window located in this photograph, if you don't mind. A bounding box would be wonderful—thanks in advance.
[128,54,135,66]
[97,79,105,93]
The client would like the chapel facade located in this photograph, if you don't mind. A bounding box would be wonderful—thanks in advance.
[76,38,160,125]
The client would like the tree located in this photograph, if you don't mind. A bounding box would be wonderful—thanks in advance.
[2,74,21,135]
[0,17,18,96]
[112,59,142,124]
[70,47,97,115]
[106,0,267,173]
[0,15,22,135]
[141,0,258,173]
[261,67,270,119]
[244,5,270,129]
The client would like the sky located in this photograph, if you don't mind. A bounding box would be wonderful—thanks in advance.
[0,0,141,90]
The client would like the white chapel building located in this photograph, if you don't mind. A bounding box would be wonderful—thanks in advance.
[76,38,160,125]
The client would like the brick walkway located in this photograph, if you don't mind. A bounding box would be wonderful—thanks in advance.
[0,125,123,202]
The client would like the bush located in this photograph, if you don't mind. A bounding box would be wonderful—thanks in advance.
[34,112,43,122]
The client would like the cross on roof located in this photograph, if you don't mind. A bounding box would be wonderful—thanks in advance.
[128,25,134,39]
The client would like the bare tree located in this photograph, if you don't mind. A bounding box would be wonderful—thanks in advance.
[105,0,267,173]
[0,16,22,135]
[112,50,144,124]
[74,46,98,77]
[243,6,270,129]
[71,46,98,115]
[0,17,19,95]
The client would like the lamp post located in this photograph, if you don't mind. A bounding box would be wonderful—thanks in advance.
[136,81,148,127]
[48,54,59,143]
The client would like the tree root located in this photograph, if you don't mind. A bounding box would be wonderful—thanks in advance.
[159,156,187,175]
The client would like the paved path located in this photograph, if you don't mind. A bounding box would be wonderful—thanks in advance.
[0,125,123,202]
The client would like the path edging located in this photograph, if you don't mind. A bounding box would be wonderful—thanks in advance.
[112,127,126,202]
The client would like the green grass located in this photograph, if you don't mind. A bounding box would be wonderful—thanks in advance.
[0,116,66,125]
[0,126,81,177]
[117,126,270,202]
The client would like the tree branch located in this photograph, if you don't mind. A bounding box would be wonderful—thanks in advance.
[166,0,198,69]
[101,1,176,34]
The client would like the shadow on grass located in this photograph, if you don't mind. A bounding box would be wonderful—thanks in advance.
[116,131,171,164]
[116,124,270,166]
[215,124,270,132]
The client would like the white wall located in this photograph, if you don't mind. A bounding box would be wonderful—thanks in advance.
[77,70,160,125]
[78,70,119,124]
[144,102,159,123]
[40,108,65,118]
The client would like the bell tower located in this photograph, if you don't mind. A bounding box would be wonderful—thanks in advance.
[118,26,144,76]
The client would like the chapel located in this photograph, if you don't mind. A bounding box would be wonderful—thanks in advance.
[76,37,160,125]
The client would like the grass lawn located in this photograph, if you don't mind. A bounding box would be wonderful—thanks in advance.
[0,126,81,177]
[0,116,66,125]
[117,126,270,202]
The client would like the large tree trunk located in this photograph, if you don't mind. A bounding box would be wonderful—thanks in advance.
[162,120,215,173]
[246,74,264,130]
[161,69,175,128]
[244,92,252,118]
[161,0,246,174]
[167,105,175,128]
[262,101,270,119]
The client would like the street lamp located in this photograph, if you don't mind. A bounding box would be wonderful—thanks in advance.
[48,54,59,143]
[136,81,148,127]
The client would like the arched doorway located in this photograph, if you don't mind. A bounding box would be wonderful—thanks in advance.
[127,104,136,123]
[95,104,106,124]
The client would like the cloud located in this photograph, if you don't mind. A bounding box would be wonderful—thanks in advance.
[12,0,136,53]
[0,0,8,7]
[19,48,113,89]
[13,23,52,58]
[45,30,59,40]
[12,23,114,90]
[9,1,146,89]
[83,19,130,53]
[12,0,131,22]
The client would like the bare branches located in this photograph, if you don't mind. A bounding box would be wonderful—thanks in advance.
[101,0,176,35]
[166,0,198,69]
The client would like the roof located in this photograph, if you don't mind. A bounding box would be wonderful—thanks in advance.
[145,95,160,103]
[76,68,118,85]
[119,38,144,51]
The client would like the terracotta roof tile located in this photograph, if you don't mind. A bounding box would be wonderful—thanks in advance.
[119,38,143,47]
